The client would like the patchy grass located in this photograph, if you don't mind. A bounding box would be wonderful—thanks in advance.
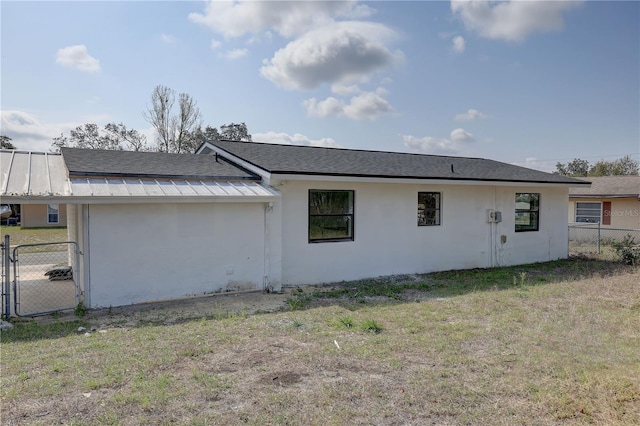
[1,259,639,425]
[0,226,68,245]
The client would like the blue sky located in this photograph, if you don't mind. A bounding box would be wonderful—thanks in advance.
[1,0,638,171]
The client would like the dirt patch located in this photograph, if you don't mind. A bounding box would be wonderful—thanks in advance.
[259,371,305,386]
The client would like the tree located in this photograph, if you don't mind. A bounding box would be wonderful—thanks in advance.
[1,135,16,149]
[51,123,148,152]
[589,155,639,176]
[143,85,202,154]
[555,155,639,177]
[554,158,590,177]
[219,122,252,141]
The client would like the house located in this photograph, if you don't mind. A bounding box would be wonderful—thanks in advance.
[568,176,640,229]
[20,204,67,227]
[1,143,589,309]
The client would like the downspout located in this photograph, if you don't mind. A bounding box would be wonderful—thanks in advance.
[263,202,273,292]
[82,205,91,308]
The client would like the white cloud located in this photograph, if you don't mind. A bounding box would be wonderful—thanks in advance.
[403,135,460,155]
[454,108,488,121]
[55,45,100,73]
[161,34,176,44]
[261,21,401,90]
[304,88,393,121]
[253,131,341,148]
[403,128,475,155]
[0,110,88,152]
[189,1,373,39]
[210,39,221,50]
[451,0,582,42]
[225,48,248,60]
[450,128,475,143]
[452,35,465,53]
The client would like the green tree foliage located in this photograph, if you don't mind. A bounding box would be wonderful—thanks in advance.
[555,155,639,177]
[1,135,16,149]
[52,123,148,152]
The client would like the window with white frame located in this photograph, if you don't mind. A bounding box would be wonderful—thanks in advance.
[575,202,601,223]
[47,204,59,224]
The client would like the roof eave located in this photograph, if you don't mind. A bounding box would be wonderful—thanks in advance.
[268,172,589,187]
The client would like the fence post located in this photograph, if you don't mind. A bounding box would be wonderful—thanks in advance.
[3,234,10,320]
[597,221,601,255]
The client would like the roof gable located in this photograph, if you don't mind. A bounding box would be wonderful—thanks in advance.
[61,147,257,180]
[208,140,589,185]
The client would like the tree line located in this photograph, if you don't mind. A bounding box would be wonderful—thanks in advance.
[50,84,251,154]
[554,156,638,177]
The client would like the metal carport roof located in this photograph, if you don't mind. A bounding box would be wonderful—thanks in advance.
[1,150,279,203]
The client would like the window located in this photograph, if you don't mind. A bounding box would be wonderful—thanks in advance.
[515,193,539,232]
[47,204,59,224]
[575,202,601,223]
[309,190,354,242]
[418,192,441,226]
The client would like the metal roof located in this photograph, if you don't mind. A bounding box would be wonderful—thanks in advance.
[1,150,70,197]
[69,178,279,201]
[1,150,278,203]
[209,140,590,186]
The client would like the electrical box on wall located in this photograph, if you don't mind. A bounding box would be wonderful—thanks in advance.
[488,210,503,223]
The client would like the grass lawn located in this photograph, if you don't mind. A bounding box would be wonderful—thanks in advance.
[0,226,68,246]
[1,259,639,425]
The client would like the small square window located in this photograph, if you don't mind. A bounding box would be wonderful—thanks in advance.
[515,193,539,232]
[418,192,441,226]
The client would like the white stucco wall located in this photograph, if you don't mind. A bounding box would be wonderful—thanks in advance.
[276,180,569,285]
[85,203,267,308]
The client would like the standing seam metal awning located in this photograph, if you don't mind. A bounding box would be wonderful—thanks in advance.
[1,150,279,202]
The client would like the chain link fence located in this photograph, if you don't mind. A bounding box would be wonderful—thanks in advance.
[12,242,80,316]
[1,226,81,318]
[569,223,640,261]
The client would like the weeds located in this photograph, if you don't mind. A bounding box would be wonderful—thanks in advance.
[612,234,640,265]
[75,301,88,317]
[361,318,383,333]
[338,316,354,328]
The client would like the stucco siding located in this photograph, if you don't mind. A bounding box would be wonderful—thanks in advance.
[569,198,640,229]
[21,204,67,228]
[86,203,266,308]
[278,181,569,285]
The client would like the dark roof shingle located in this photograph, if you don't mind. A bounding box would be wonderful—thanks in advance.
[210,140,589,185]
[61,147,257,180]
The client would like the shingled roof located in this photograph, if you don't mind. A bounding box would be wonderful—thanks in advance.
[209,140,589,185]
[569,176,640,199]
[61,147,257,180]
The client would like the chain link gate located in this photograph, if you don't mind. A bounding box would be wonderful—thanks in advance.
[2,236,81,318]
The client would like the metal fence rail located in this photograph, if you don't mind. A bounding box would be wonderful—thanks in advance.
[569,223,640,260]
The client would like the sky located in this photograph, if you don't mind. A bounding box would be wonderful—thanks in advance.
[1,0,639,172]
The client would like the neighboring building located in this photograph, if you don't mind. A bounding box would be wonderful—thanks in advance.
[1,144,589,309]
[569,176,640,229]
[20,204,67,228]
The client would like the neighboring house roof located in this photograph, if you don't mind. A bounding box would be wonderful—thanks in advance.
[61,147,257,180]
[569,176,640,200]
[1,149,278,202]
[207,140,589,186]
